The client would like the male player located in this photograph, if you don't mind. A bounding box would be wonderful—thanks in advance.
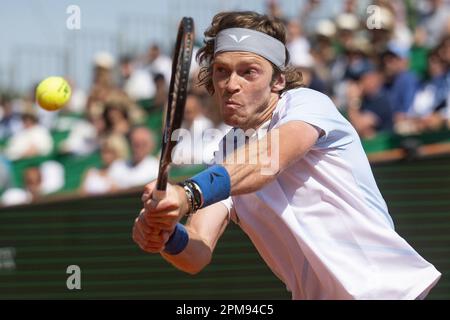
[133,11,441,299]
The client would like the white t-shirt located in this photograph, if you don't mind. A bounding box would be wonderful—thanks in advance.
[124,68,156,101]
[109,156,159,189]
[4,125,53,160]
[82,168,116,195]
[216,88,441,300]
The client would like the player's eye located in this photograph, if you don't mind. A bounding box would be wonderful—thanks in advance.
[243,68,258,77]
[215,66,227,74]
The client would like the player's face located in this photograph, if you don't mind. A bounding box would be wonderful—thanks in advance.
[212,51,284,130]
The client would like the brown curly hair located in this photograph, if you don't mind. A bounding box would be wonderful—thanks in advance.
[196,11,304,95]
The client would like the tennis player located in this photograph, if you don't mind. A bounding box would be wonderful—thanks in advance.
[132,11,441,299]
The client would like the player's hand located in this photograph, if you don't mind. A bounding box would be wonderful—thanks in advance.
[133,208,172,253]
[141,181,189,232]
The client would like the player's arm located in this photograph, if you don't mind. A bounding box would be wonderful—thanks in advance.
[160,202,230,274]
[134,121,318,268]
[225,120,319,195]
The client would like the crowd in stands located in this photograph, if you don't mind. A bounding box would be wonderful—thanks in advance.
[0,0,449,206]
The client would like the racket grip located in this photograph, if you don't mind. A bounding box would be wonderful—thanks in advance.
[152,189,166,202]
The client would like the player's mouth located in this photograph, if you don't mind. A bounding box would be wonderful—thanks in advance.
[224,100,241,109]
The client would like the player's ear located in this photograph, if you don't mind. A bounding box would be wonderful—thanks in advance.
[271,73,286,93]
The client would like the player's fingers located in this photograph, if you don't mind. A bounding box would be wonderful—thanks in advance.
[132,225,149,250]
[144,198,178,212]
[142,182,158,201]
[143,181,157,194]
[133,219,151,243]
[141,191,151,203]
[138,209,168,229]
[136,215,168,237]
[146,211,179,225]
[142,209,172,223]
[161,230,172,243]
[135,218,152,236]
[146,217,177,231]
[133,227,163,253]
[138,211,168,230]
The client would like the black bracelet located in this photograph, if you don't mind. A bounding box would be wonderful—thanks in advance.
[178,182,196,216]
[185,180,204,211]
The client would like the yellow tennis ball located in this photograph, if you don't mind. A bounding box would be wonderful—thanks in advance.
[36,76,72,111]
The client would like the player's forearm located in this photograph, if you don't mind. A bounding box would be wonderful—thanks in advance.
[225,163,278,195]
[159,203,229,275]
[223,130,280,195]
[184,122,317,210]
[160,228,212,275]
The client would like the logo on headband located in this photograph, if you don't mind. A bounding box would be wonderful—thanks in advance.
[228,34,251,43]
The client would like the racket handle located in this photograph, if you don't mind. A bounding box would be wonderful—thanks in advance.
[152,189,166,202]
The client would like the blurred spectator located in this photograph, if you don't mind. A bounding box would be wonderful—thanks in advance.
[0,94,22,140]
[102,93,145,137]
[172,93,216,164]
[286,19,310,64]
[377,0,413,49]
[331,36,372,109]
[347,63,394,138]
[367,6,395,54]
[86,51,120,112]
[80,134,129,195]
[23,167,42,200]
[419,0,450,48]
[103,98,132,137]
[300,0,330,36]
[151,73,168,111]
[0,160,64,207]
[410,48,449,118]
[1,166,46,206]
[109,126,159,188]
[266,0,284,20]
[398,47,450,134]
[342,0,359,15]
[59,106,104,156]
[312,19,338,94]
[438,35,450,65]
[119,55,156,101]
[39,160,65,194]
[93,51,116,86]
[335,13,360,51]
[314,19,337,50]
[64,79,87,115]
[381,42,419,119]
[0,156,12,193]
[147,44,172,89]
[291,51,327,94]
[4,109,53,161]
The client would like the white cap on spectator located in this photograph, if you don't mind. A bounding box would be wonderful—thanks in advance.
[315,19,337,38]
[378,7,395,31]
[336,13,359,31]
[94,51,115,69]
[291,51,314,69]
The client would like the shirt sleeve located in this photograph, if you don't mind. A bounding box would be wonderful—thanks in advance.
[274,88,355,150]
[219,197,238,224]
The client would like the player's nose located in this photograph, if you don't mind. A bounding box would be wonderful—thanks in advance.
[225,72,241,93]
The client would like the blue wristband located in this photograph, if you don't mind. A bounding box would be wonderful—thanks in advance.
[163,223,189,255]
[190,165,231,207]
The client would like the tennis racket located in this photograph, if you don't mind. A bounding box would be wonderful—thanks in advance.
[153,17,195,201]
